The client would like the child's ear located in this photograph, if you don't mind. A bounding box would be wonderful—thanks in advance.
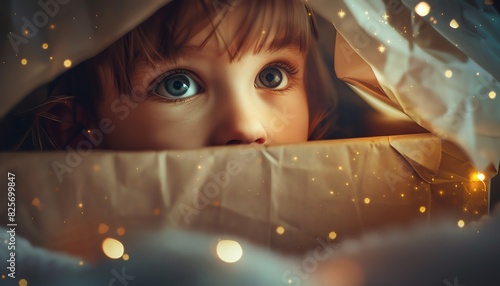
[44,98,93,149]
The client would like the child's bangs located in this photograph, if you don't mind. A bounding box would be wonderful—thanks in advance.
[200,0,314,59]
[141,0,313,62]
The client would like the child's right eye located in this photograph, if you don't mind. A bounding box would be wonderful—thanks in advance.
[151,70,204,101]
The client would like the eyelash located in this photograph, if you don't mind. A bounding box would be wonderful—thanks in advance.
[260,61,300,94]
[266,61,299,76]
[148,60,300,102]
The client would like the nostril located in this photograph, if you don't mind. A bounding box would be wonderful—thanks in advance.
[254,138,266,144]
[225,138,266,145]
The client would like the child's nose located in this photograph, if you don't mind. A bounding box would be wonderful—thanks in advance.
[211,94,268,146]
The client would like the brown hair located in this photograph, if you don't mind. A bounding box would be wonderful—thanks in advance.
[8,0,337,150]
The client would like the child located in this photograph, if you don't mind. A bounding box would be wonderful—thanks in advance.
[5,0,337,151]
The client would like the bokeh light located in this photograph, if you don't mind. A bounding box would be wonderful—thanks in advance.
[415,2,431,17]
[102,238,124,259]
[216,240,243,263]
[63,59,72,68]
[449,19,459,29]
[328,231,337,240]
[276,226,285,235]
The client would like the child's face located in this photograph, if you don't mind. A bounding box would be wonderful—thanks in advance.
[96,6,309,150]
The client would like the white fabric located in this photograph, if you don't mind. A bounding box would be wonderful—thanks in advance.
[0,0,170,116]
[308,0,500,170]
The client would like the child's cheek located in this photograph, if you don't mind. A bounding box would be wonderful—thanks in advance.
[265,88,310,144]
[97,98,208,150]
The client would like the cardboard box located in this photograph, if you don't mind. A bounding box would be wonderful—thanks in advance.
[0,134,495,262]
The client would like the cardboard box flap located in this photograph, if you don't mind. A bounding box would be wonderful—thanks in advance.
[389,134,442,182]
[0,134,490,262]
[440,140,499,179]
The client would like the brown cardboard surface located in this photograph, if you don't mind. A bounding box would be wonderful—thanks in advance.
[0,134,495,262]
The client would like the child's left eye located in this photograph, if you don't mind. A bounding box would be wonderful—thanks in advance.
[152,71,203,100]
[255,66,289,90]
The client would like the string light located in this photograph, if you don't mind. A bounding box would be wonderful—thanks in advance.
[472,172,486,181]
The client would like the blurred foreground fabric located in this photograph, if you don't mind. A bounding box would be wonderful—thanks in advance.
[2,204,500,285]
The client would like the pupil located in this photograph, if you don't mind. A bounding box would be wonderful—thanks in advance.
[173,81,183,90]
[259,67,282,88]
[266,73,275,82]
[166,75,190,96]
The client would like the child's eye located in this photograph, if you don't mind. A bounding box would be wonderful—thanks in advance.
[152,71,203,100]
[255,66,289,90]
[255,61,299,91]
